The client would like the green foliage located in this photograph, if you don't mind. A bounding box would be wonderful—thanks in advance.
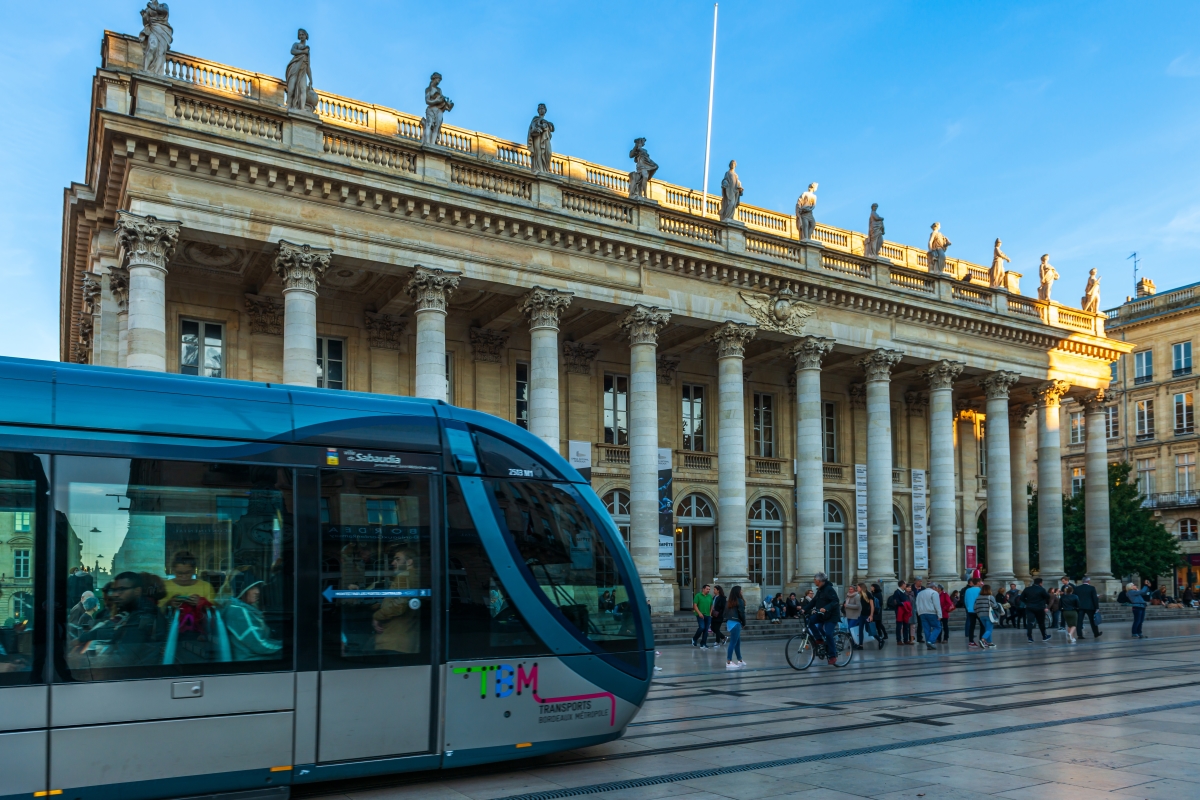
[1027,487,1040,571]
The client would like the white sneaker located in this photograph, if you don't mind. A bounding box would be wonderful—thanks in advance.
[653,666,664,671]
[726,662,740,670]
[737,660,747,667]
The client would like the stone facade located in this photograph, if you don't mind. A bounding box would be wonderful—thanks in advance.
[59,29,1129,611]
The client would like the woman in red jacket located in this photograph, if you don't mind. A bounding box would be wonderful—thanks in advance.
[938,585,954,643]
[896,597,913,645]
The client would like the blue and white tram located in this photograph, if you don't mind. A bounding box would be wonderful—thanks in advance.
[0,357,652,800]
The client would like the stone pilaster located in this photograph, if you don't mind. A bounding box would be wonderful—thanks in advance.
[921,360,964,582]
[1010,404,1035,584]
[711,322,758,603]
[563,342,600,375]
[81,273,102,365]
[1034,379,1070,583]
[115,211,180,372]
[789,336,835,582]
[858,348,903,584]
[365,312,408,350]
[274,240,333,387]
[1082,389,1116,591]
[656,356,681,386]
[405,266,460,401]
[109,267,130,369]
[979,371,1020,583]
[469,328,508,363]
[520,287,573,452]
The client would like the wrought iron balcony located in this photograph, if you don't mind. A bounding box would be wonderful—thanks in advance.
[1174,366,1193,377]
[1142,491,1200,509]
[1135,374,1154,385]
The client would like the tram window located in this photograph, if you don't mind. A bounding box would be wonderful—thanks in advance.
[0,451,47,686]
[484,479,639,654]
[54,457,294,681]
[319,470,432,670]
[472,428,564,481]
[445,477,546,659]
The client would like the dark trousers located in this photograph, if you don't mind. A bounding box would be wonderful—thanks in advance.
[692,614,710,646]
[965,612,981,642]
[1078,609,1101,637]
[939,617,950,642]
[1132,607,1146,637]
[1025,610,1047,639]
[896,620,910,643]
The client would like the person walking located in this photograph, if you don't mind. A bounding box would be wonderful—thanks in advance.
[915,582,942,651]
[1074,577,1102,639]
[974,584,998,649]
[844,583,864,650]
[896,592,913,645]
[1006,583,1023,629]
[910,580,926,643]
[862,582,885,649]
[1127,581,1151,639]
[1060,584,1081,644]
[691,584,713,648]
[871,583,887,642]
[1020,577,1052,643]
[710,585,728,647]
[1047,588,1061,634]
[724,585,746,668]
[963,578,983,648]
[938,585,954,643]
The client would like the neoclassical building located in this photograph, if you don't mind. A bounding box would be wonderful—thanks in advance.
[59,26,1129,610]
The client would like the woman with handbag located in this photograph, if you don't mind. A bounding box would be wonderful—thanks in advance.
[1060,584,1080,644]
[724,585,747,669]
[974,584,998,649]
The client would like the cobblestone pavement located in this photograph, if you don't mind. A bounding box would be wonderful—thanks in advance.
[308,619,1200,800]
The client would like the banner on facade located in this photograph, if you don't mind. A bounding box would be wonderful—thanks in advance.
[911,468,928,570]
[657,448,675,569]
[568,441,591,481]
[854,464,869,570]
[965,545,977,571]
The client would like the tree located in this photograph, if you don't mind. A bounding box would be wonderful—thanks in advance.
[1027,484,1040,572]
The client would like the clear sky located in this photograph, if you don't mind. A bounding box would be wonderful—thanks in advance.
[4,1,1200,361]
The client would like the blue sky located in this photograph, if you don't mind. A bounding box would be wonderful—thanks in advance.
[4,1,1200,361]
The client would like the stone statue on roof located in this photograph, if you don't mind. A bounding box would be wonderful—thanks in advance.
[796,183,818,241]
[628,138,658,200]
[863,204,884,258]
[1081,268,1101,313]
[990,238,1011,289]
[422,73,454,146]
[719,160,743,222]
[527,104,555,175]
[285,29,317,113]
[927,222,951,275]
[1037,255,1059,302]
[139,1,173,74]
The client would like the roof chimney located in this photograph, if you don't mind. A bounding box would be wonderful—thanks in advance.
[1135,277,1156,297]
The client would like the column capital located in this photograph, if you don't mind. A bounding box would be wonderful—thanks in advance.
[905,390,929,417]
[469,327,508,362]
[787,335,835,371]
[563,341,600,375]
[520,287,573,330]
[849,382,866,409]
[274,240,333,294]
[620,305,671,346]
[1081,388,1111,412]
[856,348,903,382]
[115,210,180,271]
[709,321,757,359]
[109,267,130,312]
[657,355,681,385]
[919,359,965,390]
[405,265,460,313]
[245,294,283,335]
[1034,379,1072,408]
[978,370,1020,400]
[366,312,409,350]
[1009,403,1036,426]
[955,399,980,422]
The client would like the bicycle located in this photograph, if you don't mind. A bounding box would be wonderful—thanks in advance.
[784,615,853,670]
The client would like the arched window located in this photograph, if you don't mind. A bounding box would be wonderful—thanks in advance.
[603,489,631,548]
[892,508,902,579]
[676,494,715,522]
[1180,518,1199,542]
[748,498,783,592]
[824,501,845,587]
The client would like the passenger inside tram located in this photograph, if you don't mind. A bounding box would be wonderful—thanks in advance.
[371,546,420,654]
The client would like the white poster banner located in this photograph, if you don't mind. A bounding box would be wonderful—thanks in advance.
[657,447,675,569]
[567,441,591,473]
[911,469,928,570]
[854,464,869,570]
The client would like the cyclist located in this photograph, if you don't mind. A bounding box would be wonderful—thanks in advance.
[810,572,841,666]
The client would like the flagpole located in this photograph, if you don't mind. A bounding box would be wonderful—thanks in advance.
[700,3,718,219]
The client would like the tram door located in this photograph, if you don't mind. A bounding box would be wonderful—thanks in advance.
[317,467,436,762]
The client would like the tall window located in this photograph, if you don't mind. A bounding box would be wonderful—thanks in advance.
[979,419,987,476]
[603,489,631,548]
[13,549,30,579]
[752,393,775,457]
[1136,399,1155,440]
[445,352,455,404]
[1177,453,1197,493]
[681,384,706,451]
[1175,392,1194,434]
[892,509,902,579]
[13,511,30,532]
[1180,519,1198,541]
[747,499,783,592]
[823,502,845,587]
[604,374,629,445]
[515,363,530,429]
[180,319,223,377]
[1173,341,1193,377]
[316,337,344,389]
[1136,458,1156,495]
[1135,350,1153,384]
[1071,467,1085,496]
[822,402,837,462]
[1069,411,1085,445]
[1105,406,1120,440]
[1110,360,1119,383]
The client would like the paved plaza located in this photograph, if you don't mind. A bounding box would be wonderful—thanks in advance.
[307,620,1200,800]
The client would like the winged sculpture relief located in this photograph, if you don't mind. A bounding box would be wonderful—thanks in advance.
[738,285,815,336]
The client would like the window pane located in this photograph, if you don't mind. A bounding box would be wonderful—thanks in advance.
[203,323,223,378]
[180,320,199,375]
[320,469,431,669]
[0,452,47,684]
[57,457,294,681]
[515,363,530,430]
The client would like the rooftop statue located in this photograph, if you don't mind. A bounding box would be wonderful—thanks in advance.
[927,222,951,275]
[1081,268,1101,313]
[989,238,1011,289]
[285,29,317,113]
[627,138,658,201]
[422,73,454,146]
[527,104,554,175]
[795,183,818,241]
[1037,255,1059,302]
[139,1,173,74]
[719,160,743,223]
[863,204,884,258]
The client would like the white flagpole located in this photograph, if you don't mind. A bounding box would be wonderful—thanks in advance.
[700,3,718,219]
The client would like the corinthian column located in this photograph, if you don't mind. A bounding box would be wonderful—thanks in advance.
[1034,379,1070,583]
[406,266,461,401]
[1010,404,1035,583]
[274,241,333,387]
[857,348,903,583]
[979,371,1020,583]
[620,305,672,612]
[921,360,964,582]
[789,336,835,582]
[109,267,130,369]
[1082,390,1115,587]
[115,211,180,372]
[711,322,758,603]
[520,287,573,452]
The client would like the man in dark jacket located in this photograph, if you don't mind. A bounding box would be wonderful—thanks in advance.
[811,572,841,665]
[1074,576,1102,639]
[1020,578,1052,643]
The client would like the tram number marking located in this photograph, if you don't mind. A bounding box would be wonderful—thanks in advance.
[452,663,615,726]
[508,468,535,477]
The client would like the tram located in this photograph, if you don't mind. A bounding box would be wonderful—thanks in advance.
[0,357,652,800]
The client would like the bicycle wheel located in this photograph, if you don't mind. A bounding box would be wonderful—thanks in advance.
[833,631,854,667]
[785,634,815,670]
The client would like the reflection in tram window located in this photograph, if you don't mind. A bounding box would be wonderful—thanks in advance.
[485,479,639,654]
[319,470,431,669]
[54,457,294,681]
[0,451,46,684]
[446,477,545,659]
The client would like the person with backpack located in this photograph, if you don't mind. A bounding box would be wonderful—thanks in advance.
[1020,577,1052,643]
[810,572,841,665]
[724,585,746,669]
[710,585,728,647]
[974,584,998,649]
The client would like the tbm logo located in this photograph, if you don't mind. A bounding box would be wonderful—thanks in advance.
[453,663,538,699]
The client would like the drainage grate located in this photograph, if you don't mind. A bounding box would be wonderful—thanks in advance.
[495,698,1200,800]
